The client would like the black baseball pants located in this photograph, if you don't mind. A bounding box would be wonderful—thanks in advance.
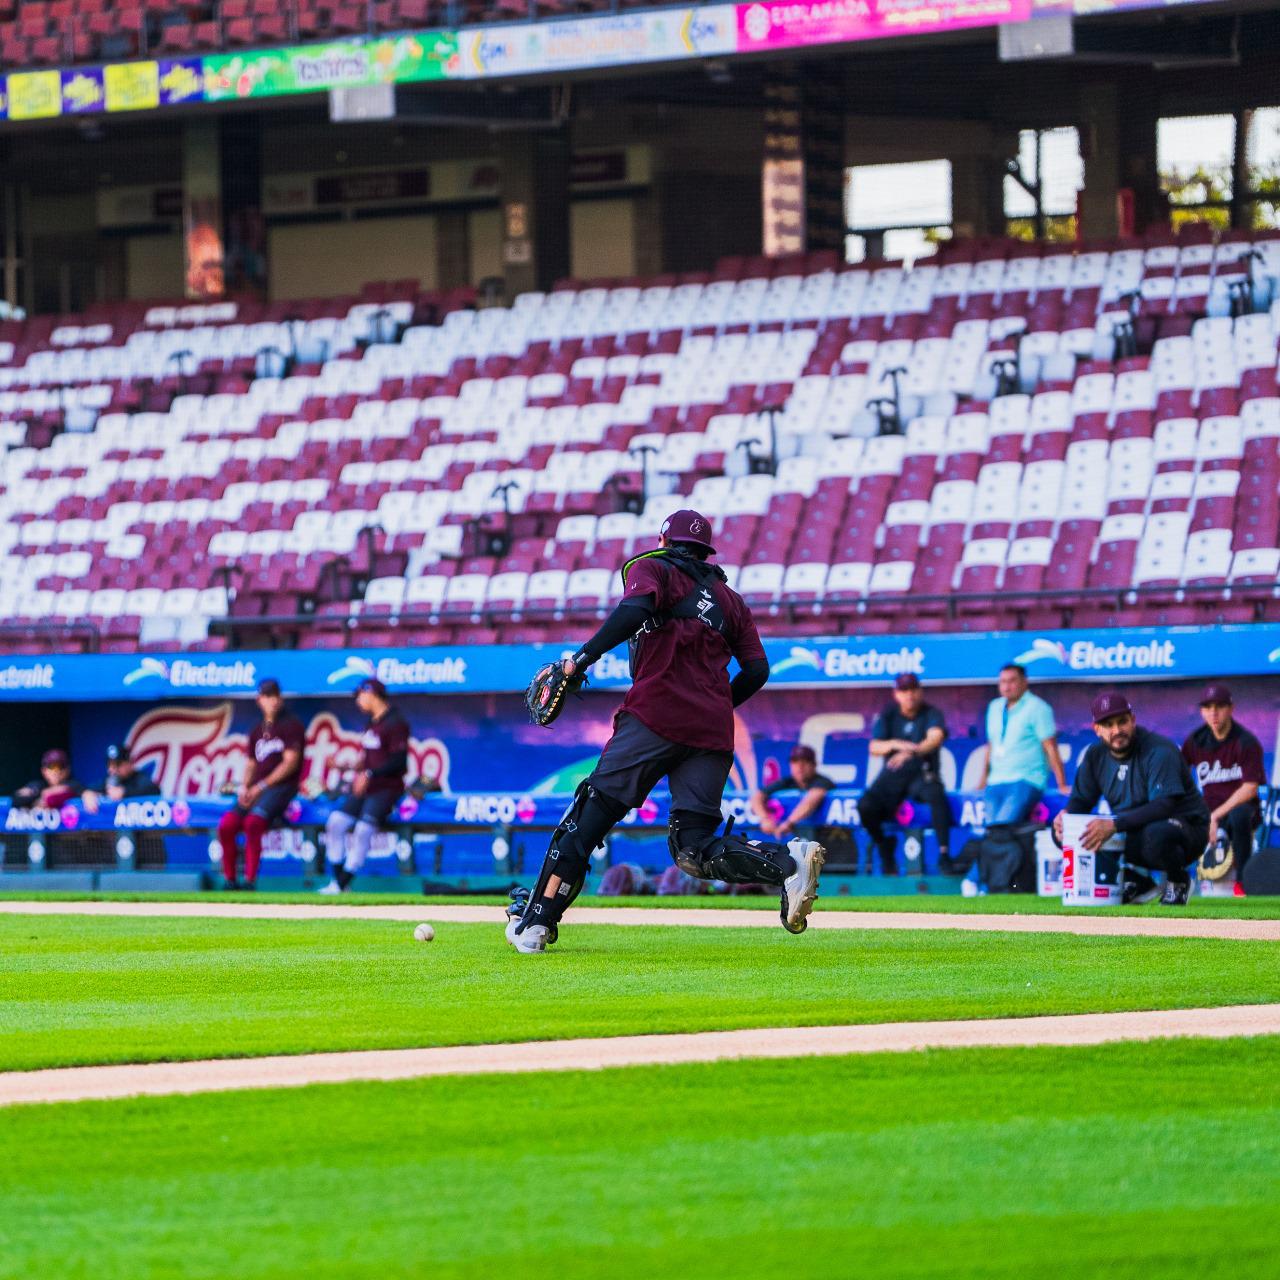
[1123,818,1208,881]
[857,768,952,874]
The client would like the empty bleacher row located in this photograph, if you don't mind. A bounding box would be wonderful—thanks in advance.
[0,0,679,72]
[1,230,1280,653]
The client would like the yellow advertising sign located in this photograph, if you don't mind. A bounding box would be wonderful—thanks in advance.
[104,62,161,113]
[7,70,62,121]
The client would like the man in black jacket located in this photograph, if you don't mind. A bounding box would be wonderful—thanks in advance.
[1053,691,1209,906]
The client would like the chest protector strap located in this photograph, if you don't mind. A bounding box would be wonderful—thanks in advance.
[620,548,729,676]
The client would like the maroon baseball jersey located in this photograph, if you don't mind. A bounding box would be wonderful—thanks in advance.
[618,556,766,753]
[360,706,411,794]
[248,713,305,785]
[1181,722,1266,817]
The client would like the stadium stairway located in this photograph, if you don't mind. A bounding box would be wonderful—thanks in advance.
[1,229,1280,654]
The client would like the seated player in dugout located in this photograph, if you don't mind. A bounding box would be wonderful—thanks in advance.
[1054,691,1210,907]
[505,508,826,953]
[1181,683,1267,886]
[15,749,85,810]
[856,674,951,875]
[751,745,833,841]
[321,677,410,894]
[81,743,161,813]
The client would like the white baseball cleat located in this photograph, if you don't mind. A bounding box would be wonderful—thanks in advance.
[505,918,550,953]
[318,880,344,895]
[780,840,825,934]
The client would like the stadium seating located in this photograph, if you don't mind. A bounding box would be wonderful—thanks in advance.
[1,228,1280,654]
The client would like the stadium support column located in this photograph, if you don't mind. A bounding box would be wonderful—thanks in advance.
[220,115,267,297]
[498,132,570,297]
[762,65,845,258]
[1078,76,1161,238]
[182,121,225,300]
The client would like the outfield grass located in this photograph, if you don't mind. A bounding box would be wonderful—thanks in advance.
[1,1037,1277,1279]
[3,886,1280,918]
[3,915,1279,1071]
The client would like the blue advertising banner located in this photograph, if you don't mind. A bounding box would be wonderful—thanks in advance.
[0,788,1068,838]
[3,623,1279,702]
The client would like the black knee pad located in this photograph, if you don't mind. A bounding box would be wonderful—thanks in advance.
[669,812,793,887]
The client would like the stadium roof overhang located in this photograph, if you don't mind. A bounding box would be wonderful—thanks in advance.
[0,0,1276,138]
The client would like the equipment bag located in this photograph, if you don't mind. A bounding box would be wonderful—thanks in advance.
[978,823,1039,894]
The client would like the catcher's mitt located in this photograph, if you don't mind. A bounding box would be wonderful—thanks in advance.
[525,662,586,727]
[1197,836,1234,882]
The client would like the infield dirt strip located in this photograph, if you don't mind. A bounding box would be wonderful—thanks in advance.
[0,898,1277,940]
[1,1006,1278,1107]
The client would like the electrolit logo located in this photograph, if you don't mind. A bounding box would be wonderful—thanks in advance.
[327,656,377,685]
[1014,638,1069,666]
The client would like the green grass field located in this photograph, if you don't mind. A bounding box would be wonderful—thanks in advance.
[4,897,1277,1278]
[3,886,1280,918]
[2,1037,1277,1280]
[2,914,1278,1071]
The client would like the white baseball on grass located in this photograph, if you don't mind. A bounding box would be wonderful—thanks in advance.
[413,922,435,942]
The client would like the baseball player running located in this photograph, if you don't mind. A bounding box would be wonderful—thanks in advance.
[507,508,825,953]
[320,677,410,894]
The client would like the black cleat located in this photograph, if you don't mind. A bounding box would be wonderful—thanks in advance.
[1121,870,1160,905]
[1159,876,1192,907]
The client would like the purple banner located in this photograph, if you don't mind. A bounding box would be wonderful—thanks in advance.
[159,59,205,106]
[61,68,105,114]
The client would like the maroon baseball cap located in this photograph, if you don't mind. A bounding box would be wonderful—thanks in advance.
[790,744,817,763]
[41,749,69,768]
[894,673,921,690]
[1199,683,1232,706]
[1091,691,1133,723]
[355,677,388,699]
[661,509,716,553]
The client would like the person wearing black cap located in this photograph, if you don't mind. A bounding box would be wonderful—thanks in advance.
[1054,691,1210,906]
[751,745,835,843]
[857,673,950,875]
[218,678,305,890]
[321,677,410,893]
[1181,683,1266,884]
[81,744,161,814]
[15,750,85,810]
[504,508,824,952]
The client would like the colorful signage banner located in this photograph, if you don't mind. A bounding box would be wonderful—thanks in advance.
[0,623,1275,702]
[202,31,456,102]
[458,5,736,79]
[736,0,1033,54]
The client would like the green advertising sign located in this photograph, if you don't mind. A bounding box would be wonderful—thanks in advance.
[203,31,457,102]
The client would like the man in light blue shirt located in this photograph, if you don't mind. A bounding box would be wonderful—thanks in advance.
[976,663,1069,825]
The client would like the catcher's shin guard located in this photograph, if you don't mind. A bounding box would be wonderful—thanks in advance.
[668,813,795,887]
[515,780,628,931]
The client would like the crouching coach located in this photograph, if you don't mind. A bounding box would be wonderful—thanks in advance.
[1054,691,1209,906]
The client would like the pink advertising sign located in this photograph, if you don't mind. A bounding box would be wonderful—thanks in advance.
[736,0,1032,53]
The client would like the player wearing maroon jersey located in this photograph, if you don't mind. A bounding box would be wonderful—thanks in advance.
[218,678,305,890]
[505,509,825,953]
[1181,683,1266,881]
[320,677,410,893]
